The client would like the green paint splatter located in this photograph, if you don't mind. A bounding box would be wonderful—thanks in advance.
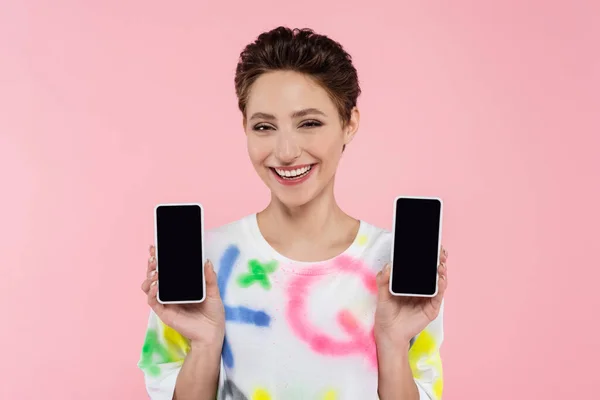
[139,329,177,377]
[237,259,278,290]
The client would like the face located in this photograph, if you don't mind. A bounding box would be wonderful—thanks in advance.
[244,71,359,208]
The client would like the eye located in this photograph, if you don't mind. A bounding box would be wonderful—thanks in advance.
[299,120,323,129]
[253,123,275,132]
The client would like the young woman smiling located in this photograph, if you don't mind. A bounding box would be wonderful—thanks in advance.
[139,26,448,400]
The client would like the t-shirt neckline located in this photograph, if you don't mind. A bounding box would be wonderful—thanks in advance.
[245,213,367,275]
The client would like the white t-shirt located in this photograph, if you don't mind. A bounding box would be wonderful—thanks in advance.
[138,214,444,400]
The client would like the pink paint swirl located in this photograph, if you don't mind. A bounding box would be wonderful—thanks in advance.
[286,255,378,369]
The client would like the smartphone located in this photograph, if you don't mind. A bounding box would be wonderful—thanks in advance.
[154,203,206,304]
[390,196,443,297]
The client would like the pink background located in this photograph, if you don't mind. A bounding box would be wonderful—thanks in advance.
[1,1,599,399]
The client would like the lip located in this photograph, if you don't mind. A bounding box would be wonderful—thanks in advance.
[269,164,317,186]
[270,163,313,171]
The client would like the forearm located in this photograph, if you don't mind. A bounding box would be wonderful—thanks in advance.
[376,339,420,400]
[173,341,222,400]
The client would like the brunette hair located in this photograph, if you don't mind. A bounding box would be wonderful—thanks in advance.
[234,27,361,126]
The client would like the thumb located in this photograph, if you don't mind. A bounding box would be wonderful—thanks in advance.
[376,263,392,302]
[204,260,221,299]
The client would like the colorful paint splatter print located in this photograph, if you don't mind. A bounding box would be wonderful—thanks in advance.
[138,214,444,399]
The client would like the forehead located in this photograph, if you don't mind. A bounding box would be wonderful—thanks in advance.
[245,70,337,116]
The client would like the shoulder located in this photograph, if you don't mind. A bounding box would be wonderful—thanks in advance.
[204,214,255,269]
[360,221,392,250]
[206,215,253,241]
[354,221,393,271]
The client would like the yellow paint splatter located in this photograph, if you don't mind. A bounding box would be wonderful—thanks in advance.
[160,321,190,361]
[433,377,443,399]
[409,330,435,367]
[357,234,368,246]
[322,389,338,400]
[252,388,271,400]
[408,329,443,399]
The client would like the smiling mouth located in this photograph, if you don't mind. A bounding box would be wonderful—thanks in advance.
[270,164,314,180]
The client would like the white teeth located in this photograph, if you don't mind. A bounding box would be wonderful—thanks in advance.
[275,165,312,179]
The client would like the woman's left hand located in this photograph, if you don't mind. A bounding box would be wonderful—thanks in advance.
[374,247,448,347]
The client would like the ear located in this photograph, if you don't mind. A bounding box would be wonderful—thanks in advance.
[343,107,360,146]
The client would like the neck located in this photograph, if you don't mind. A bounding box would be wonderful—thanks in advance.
[259,183,351,241]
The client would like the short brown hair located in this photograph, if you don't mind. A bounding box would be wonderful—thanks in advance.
[235,27,361,126]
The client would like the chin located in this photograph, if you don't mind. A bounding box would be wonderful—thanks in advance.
[272,189,317,208]
[258,164,331,209]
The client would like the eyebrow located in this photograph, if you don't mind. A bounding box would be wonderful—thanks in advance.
[248,108,327,121]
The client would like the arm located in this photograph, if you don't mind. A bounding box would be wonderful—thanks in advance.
[377,302,445,400]
[138,311,223,400]
[172,342,222,400]
[377,340,420,400]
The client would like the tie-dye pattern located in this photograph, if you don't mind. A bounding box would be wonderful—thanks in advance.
[409,328,444,399]
[138,215,444,399]
[138,317,190,377]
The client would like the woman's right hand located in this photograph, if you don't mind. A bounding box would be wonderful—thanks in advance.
[141,245,226,348]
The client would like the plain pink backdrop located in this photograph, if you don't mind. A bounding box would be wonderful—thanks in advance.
[1,1,599,399]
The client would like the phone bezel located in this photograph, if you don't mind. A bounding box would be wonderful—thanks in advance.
[389,196,443,298]
[154,202,207,304]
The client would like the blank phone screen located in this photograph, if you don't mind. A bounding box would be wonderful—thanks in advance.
[391,198,442,296]
[155,204,204,302]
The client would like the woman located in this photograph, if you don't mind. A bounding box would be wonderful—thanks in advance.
[139,26,448,400]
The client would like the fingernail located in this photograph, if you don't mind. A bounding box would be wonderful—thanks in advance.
[151,281,157,286]
[149,256,155,263]
[150,270,156,277]
[385,263,391,272]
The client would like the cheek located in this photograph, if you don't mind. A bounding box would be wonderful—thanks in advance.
[247,137,271,166]
[309,133,343,162]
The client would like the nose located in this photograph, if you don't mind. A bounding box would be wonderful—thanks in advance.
[274,131,301,164]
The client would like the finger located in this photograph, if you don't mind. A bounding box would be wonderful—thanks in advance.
[147,257,157,279]
[376,264,393,302]
[438,261,448,281]
[147,250,156,274]
[204,260,221,299]
[436,275,448,303]
[439,246,448,263]
[438,260,446,274]
[145,273,167,320]
[141,278,151,294]
[431,264,448,308]
[141,270,158,294]
[147,279,163,311]
[376,263,391,287]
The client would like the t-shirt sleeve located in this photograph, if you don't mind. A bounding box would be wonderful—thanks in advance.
[138,229,227,399]
[137,310,191,399]
[409,301,445,400]
[137,310,226,400]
